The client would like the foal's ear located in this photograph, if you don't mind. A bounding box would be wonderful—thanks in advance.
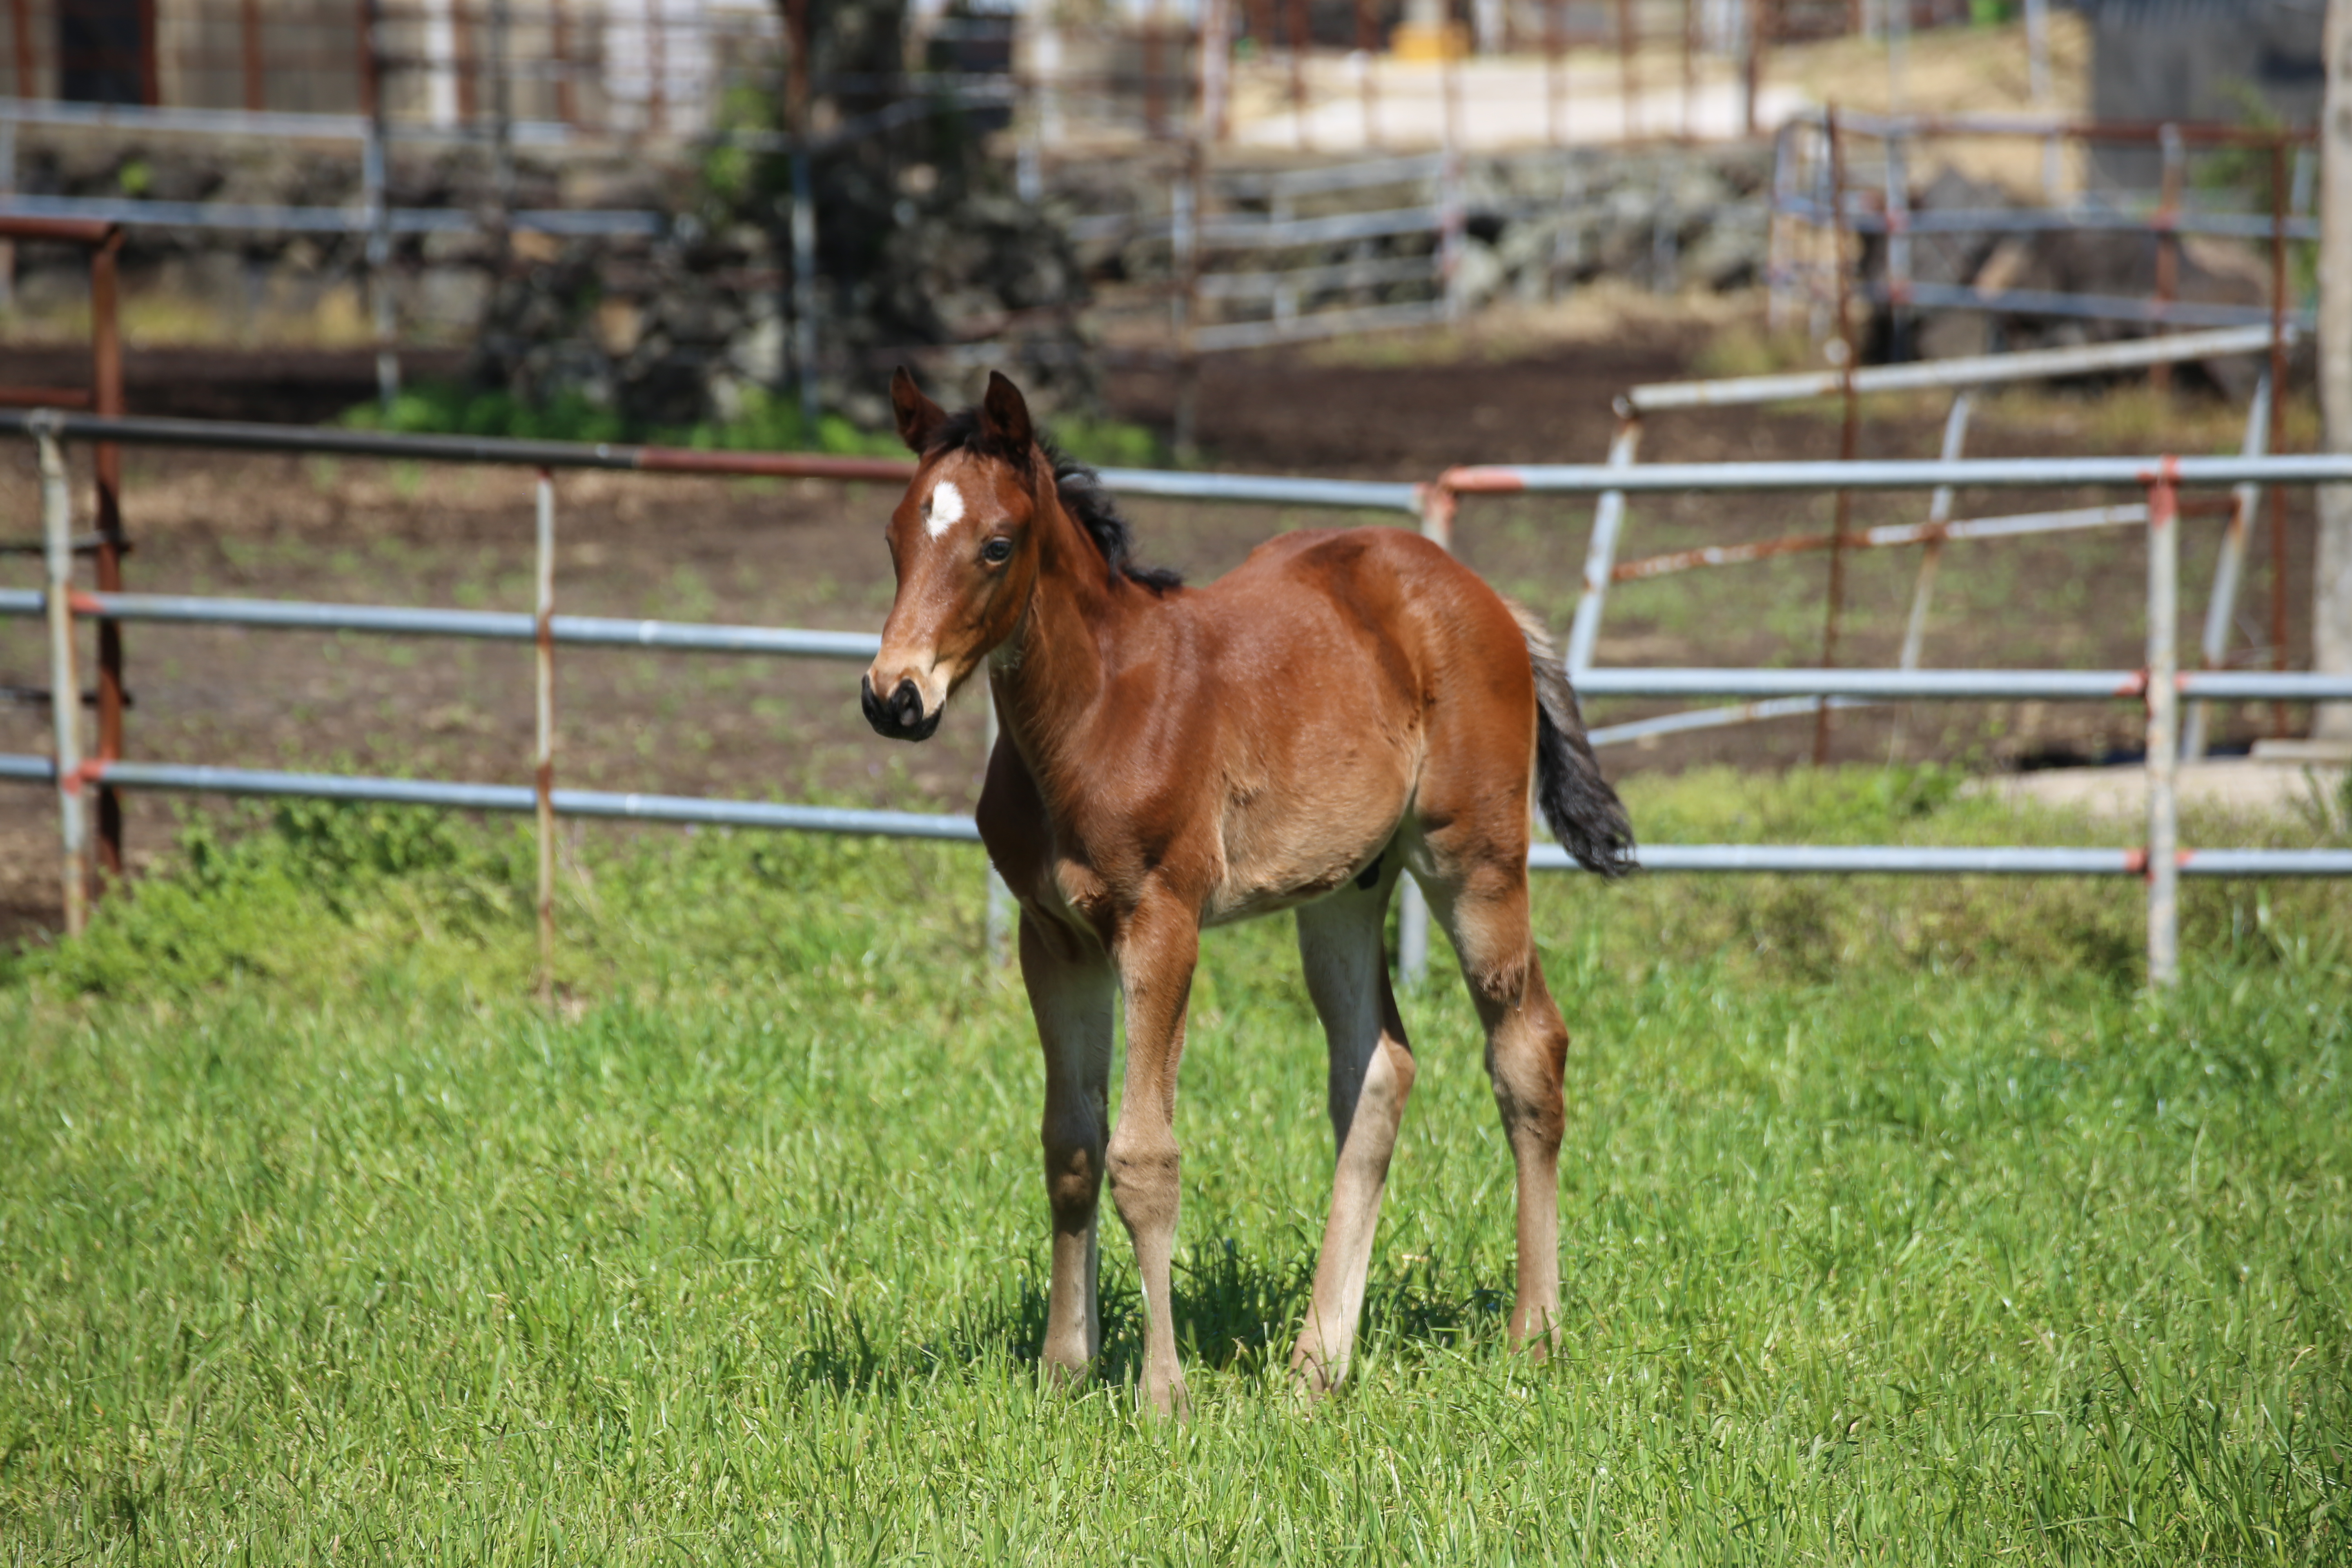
[890,366,946,453]
[980,370,1035,454]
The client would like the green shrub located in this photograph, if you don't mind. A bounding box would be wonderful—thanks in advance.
[339,381,1166,468]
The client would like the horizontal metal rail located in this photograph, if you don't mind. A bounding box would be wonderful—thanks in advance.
[1443,454,2352,494]
[0,411,1423,515]
[1091,466,1423,513]
[1199,205,1445,249]
[1787,107,2316,147]
[1196,254,1437,301]
[1586,695,1875,747]
[0,756,981,840]
[29,411,2348,509]
[1191,301,1451,354]
[0,194,664,237]
[1611,503,2149,581]
[1775,196,2320,243]
[4,755,2341,878]
[1570,668,2352,701]
[1867,281,2310,333]
[0,96,583,146]
[0,408,916,478]
[0,589,882,659]
[1621,325,2278,411]
[1217,154,1447,198]
[1532,842,2352,876]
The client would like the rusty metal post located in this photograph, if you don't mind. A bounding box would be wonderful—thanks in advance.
[2145,461,2180,988]
[1566,414,1642,673]
[535,468,556,999]
[2152,124,2182,398]
[552,0,576,124]
[39,420,89,938]
[90,227,126,879]
[2183,373,2271,759]
[1144,4,1167,136]
[9,0,33,97]
[136,0,156,105]
[2266,136,2292,737]
[1815,108,1857,764]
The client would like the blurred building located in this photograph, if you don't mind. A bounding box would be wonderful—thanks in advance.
[2072,0,2324,186]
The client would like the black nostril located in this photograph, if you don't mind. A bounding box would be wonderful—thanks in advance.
[890,678,923,728]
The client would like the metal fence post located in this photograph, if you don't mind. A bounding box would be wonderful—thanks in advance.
[1566,414,1642,675]
[39,420,88,937]
[790,145,820,431]
[1437,143,1464,324]
[89,225,127,878]
[1396,479,1459,987]
[2183,372,2270,759]
[1890,390,1971,759]
[362,0,399,412]
[2145,460,2180,989]
[535,468,556,999]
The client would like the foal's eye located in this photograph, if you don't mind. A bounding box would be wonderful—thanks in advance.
[981,537,1013,564]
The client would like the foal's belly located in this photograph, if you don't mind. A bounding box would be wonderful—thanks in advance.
[1201,771,1406,927]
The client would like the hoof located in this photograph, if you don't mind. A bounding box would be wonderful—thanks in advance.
[1140,1376,1192,1421]
[1287,1339,1343,1399]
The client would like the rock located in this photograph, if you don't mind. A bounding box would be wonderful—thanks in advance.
[1452,236,1506,311]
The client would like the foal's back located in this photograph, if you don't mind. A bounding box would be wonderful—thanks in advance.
[1137,527,1544,922]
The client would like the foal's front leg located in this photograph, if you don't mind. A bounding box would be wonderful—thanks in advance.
[1020,914,1115,1381]
[1105,894,1200,1416]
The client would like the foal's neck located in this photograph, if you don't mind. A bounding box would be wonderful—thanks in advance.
[989,493,1156,786]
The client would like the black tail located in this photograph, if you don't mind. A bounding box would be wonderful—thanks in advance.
[1512,610,1636,878]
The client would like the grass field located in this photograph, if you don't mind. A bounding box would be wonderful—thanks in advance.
[3,772,2349,1563]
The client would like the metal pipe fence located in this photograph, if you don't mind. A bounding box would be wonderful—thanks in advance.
[1462,325,2301,764]
[1768,110,2315,344]
[7,406,2350,991]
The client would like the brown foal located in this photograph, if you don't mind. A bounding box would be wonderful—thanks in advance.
[863,369,1634,1413]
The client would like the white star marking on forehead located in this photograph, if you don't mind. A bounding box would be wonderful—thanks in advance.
[924,480,967,539]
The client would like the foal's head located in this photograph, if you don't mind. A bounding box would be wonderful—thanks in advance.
[862,368,1176,742]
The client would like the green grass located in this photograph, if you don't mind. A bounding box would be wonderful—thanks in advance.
[2,774,2348,1563]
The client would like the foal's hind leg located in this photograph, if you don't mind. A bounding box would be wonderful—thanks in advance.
[1020,913,1116,1381]
[1416,846,1572,1351]
[1290,867,1417,1394]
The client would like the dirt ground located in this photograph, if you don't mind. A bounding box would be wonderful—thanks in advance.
[0,294,2316,942]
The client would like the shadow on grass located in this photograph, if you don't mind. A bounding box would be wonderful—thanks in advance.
[784,1238,1509,1395]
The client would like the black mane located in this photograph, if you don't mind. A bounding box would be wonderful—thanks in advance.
[927,408,1182,594]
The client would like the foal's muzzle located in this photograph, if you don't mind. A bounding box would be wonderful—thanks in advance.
[862,673,942,742]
